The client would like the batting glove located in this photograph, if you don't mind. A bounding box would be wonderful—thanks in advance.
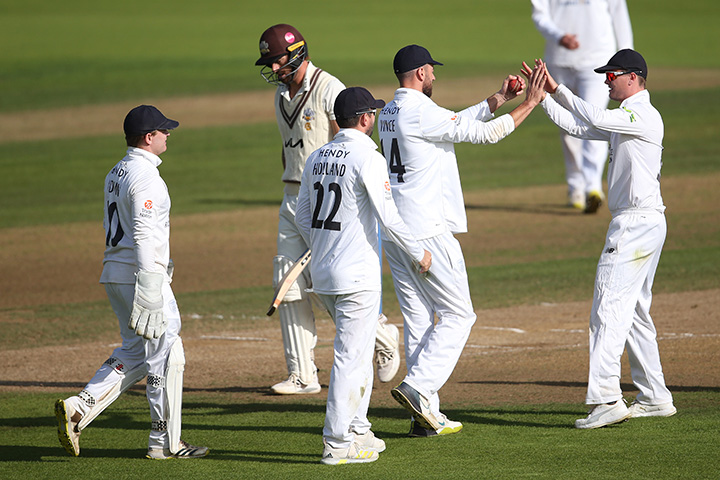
[129,270,167,340]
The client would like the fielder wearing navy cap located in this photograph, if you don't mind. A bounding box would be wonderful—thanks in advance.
[594,49,648,79]
[393,44,443,74]
[334,87,386,119]
[123,105,179,136]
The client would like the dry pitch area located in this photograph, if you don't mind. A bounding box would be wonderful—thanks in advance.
[1,75,719,408]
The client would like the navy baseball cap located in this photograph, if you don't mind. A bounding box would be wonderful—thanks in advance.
[334,87,385,119]
[393,44,443,74]
[123,105,179,136]
[594,49,648,78]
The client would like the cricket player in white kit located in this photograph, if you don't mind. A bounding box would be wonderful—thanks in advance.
[54,105,208,459]
[296,87,431,465]
[379,45,547,436]
[532,0,634,212]
[525,49,676,428]
[255,24,402,395]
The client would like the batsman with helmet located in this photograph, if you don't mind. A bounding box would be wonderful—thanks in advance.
[254,24,402,395]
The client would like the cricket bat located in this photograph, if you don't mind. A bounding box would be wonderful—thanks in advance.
[266,249,312,316]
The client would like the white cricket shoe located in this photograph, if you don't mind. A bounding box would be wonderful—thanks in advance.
[353,430,386,452]
[375,321,400,383]
[320,440,378,465]
[575,400,631,429]
[146,440,209,459]
[271,373,321,395]
[54,399,81,456]
[628,400,677,418]
[391,381,441,431]
[409,413,463,437]
[568,191,585,210]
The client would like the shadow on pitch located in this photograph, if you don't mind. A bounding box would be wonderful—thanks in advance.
[461,379,720,393]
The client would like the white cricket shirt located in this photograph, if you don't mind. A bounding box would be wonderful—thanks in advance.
[100,147,171,284]
[275,62,345,183]
[531,0,634,68]
[377,87,515,239]
[295,128,424,295]
[542,86,665,214]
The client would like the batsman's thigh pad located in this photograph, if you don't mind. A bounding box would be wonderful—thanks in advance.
[273,255,309,303]
[278,299,317,384]
[77,358,146,431]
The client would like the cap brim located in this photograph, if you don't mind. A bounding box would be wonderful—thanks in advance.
[159,119,179,130]
[372,99,386,109]
[594,64,622,73]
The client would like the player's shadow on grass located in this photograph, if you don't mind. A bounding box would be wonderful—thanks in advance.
[465,202,583,216]
[461,379,720,393]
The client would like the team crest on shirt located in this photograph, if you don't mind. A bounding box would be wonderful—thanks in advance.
[144,200,153,209]
[303,108,315,131]
[384,181,392,199]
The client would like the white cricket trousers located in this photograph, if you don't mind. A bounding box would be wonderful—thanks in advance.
[319,290,380,449]
[550,65,610,195]
[384,231,477,416]
[586,209,673,406]
[85,282,181,447]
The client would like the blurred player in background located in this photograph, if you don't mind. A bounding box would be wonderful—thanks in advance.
[54,105,208,459]
[379,45,547,437]
[296,87,431,464]
[532,0,633,213]
[254,24,402,395]
[523,50,676,428]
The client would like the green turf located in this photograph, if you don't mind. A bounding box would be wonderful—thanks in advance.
[1,391,718,478]
[2,87,720,229]
[1,0,719,112]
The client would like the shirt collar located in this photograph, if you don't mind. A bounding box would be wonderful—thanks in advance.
[620,89,650,107]
[333,127,379,150]
[127,147,163,167]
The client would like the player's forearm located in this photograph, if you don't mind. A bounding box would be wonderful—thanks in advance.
[509,99,539,128]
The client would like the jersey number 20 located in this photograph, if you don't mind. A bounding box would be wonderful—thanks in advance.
[311,181,342,231]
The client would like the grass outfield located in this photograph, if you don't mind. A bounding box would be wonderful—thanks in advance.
[2,391,719,479]
[1,0,719,477]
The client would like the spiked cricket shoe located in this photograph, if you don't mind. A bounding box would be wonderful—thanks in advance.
[584,190,605,214]
[391,382,441,430]
[575,400,631,429]
[408,414,463,437]
[55,399,81,457]
[320,441,378,465]
[146,440,209,459]
[271,373,321,395]
[568,191,585,210]
[628,401,677,418]
[353,430,385,452]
